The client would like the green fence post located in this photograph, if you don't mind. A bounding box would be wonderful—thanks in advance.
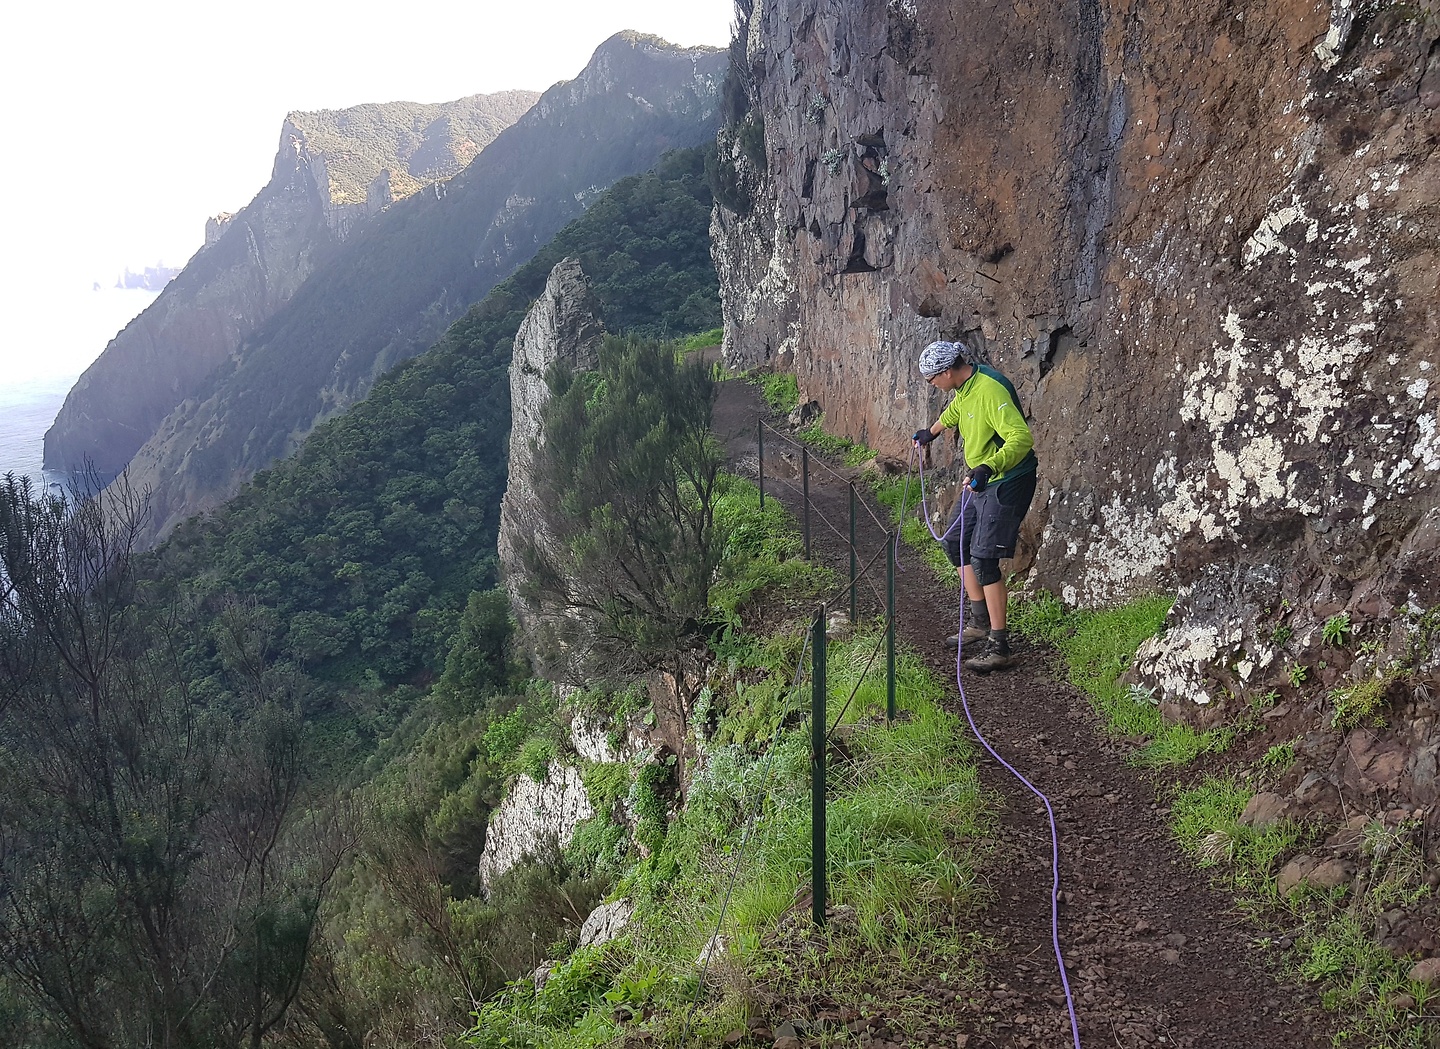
[802,446,811,560]
[848,481,857,627]
[812,604,827,927]
[887,531,896,726]
[757,419,765,510]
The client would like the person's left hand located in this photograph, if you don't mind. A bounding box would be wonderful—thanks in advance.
[968,465,992,492]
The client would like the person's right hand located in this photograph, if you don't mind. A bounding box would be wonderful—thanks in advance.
[912,428,936,446]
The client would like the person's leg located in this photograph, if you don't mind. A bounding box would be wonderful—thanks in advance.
[946,498,989,645]
[983,578,1007,631]
[961,564,984,602]
[962,472,1037,671]
[969,555,1010,655]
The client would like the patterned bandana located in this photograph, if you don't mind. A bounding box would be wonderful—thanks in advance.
[918,340,967,378]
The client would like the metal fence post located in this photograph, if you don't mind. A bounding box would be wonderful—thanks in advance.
[887,531,896,726]
[811,604,827,927]
[848,482,857,627]
[757,419,765,510]
[802,446,811,560]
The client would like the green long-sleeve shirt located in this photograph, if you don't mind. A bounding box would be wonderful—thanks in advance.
[936,365,1037,481]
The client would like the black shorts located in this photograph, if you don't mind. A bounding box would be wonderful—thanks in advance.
[940,469,1038,567]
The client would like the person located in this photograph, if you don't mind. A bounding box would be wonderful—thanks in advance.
[912,340,1039,672]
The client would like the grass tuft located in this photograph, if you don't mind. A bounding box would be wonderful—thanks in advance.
[753,371,799,414]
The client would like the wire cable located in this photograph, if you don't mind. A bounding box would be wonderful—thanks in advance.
[765,473,888,608]
[825,614,892,741]
[758,420,890,532]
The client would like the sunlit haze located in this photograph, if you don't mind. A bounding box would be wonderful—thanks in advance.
[0,0,735,301]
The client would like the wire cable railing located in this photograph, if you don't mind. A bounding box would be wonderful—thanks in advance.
[694,414,1082,1043]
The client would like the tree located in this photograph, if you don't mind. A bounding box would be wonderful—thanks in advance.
[435,589,516,716]
[0,473,351,1048]
[521,335,728,687]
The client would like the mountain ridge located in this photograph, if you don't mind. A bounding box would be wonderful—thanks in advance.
[118,32,726,546]
[43,88,539,480]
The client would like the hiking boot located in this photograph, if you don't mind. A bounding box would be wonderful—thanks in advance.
[963,643,1017,673]
[945,624,992,647]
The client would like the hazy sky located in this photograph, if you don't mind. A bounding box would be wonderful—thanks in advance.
[0,0,735,298]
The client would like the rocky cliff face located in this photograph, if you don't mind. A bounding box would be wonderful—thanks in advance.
[117,34,726,545]
[714,0,1440,732]
[44,91,537,480]
[497,258,606,680]
[44,134,334,478]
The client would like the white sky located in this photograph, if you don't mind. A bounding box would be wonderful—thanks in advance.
[0,0,735,298]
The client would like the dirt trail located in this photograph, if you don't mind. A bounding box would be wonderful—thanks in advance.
[713,379,1329,1049]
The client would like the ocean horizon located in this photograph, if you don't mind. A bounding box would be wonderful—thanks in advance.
[0,284,160,492]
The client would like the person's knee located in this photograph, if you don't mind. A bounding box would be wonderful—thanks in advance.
[972,556,1002,587]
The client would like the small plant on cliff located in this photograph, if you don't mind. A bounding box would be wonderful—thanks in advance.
[1329,671,1395,730]
[1259,741,1297,773]
[822,147,844,175]
[1322,612,1352,647]
[1287,662,1310,687]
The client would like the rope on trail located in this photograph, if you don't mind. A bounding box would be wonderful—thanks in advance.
[758,419,891,533]
[907,446,1084,1049]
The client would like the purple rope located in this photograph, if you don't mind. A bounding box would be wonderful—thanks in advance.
[907,446,1083,1049]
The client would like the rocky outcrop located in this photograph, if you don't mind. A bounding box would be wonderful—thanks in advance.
[497,258,606,679]
[713,0,1440,714]
[44,91,537,481]
[116,34,726,545]
[476,763,593,892]
[44,134,335,479]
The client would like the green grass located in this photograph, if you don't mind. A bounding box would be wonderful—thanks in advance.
[682,327,724,351]
[1170,781,1438,1047]
[459,469,994,1049]
[466,635,993,1048]
[1010,592,1203,765]
[710,473,831,618]
[1169,777,1300,900]
[797,415,877,467]
[870,472,957,583]
[1293,911,1436,1049]
[753,371,799,414]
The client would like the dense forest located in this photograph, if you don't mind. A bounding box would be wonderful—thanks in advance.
[0,146,725,1047]
[149,147,720,757]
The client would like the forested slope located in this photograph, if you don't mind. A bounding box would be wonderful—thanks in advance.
[122,34,725,545]
[147,147,720,752]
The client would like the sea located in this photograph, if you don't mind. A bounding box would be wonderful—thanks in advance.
[0,283,160,493]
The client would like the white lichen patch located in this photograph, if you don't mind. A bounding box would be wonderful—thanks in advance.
[1416,412,1440,473]
[1132,621,1238,706]
[1072,493,1172,603]
[1242,201,1315,266]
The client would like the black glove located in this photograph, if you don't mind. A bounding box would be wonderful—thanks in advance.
[912,428,936,446]
[968,465,993,492]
